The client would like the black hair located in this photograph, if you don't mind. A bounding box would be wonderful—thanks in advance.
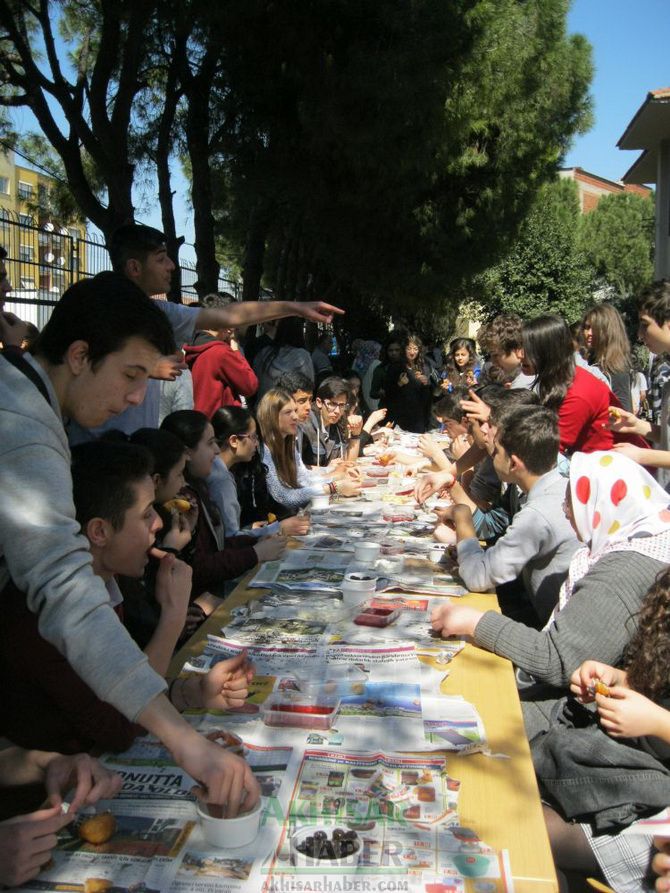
[34,272,175,367]
[129,427,186,480]
[382,329,406,360]
[0,245,6,260]
[471,383,508,417]
[71,440,153,531]
[637,280,670,326]
[449,337,476,359]
[434,386,470,423]
[496,405,558,476]
[489,388,541,428]
[275,370,314,395]
[521,315,575,411]
[317,376,349,401]
[161,409,209,451]
[108,223,167,273]
[212,406,254,445]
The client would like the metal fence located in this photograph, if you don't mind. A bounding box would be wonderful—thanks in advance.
[0,208,243,329]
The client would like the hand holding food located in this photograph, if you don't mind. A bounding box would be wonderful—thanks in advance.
[596,687,670,739]
[280,514,311,536]
[0,805,73,886]
[569,660,627,703]
[163,497,192,513]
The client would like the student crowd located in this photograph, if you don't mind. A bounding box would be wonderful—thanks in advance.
[1,224,670,893]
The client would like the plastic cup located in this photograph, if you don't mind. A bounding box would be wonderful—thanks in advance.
[353,541,381,563]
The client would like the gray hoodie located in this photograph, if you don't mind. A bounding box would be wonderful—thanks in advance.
[0,353,165,720]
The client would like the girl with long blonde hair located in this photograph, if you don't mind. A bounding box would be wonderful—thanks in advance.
[256,389,361,513]
[582,303,633,411]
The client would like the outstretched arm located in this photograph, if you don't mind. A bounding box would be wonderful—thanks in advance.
[195,300,343,331]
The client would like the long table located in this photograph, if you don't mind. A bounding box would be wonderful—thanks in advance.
[169,575,558,892]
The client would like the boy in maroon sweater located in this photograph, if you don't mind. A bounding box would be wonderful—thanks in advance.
[0,441,253,755]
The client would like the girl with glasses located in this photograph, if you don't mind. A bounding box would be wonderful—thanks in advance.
[210,406,310,539]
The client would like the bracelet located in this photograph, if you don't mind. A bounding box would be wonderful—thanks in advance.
[333,480,341,495]
[167,677,179,704]
[328,481,337,496]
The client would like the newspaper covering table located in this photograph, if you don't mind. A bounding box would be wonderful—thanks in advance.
[18,435,556,893]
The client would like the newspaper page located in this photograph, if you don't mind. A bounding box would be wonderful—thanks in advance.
[180,637,438,751]
[263,749,516,893]
[248,550,353,592]
[21,765,196,893]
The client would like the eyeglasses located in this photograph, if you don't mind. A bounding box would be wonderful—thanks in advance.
[236,432,259,443]
[323,400,350,412]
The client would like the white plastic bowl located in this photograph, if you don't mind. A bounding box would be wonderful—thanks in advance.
[196,799,262,849]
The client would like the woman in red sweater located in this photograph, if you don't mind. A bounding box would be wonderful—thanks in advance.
[521,315,618,455]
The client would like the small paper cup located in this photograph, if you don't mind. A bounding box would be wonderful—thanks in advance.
[340,584,367,608]
[343,571,378,592]
[353,541,381,563]
[310,493,330,510]
[196,799,262,849]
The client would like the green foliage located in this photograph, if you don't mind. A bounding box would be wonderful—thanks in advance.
[0,0,593,311]
[209,0,593,315]
[479,178,593,323]
[16,134,95,225]
[579,191,655,299]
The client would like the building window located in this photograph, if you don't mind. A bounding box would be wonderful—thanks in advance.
[19,245,34,262]
[18,181,33,200]
[38,184,48,203]
[0,177,9,195]
[18,213,32,227]
[20,277,36,290]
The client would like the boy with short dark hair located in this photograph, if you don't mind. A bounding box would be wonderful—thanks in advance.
[435,405,578,623]
[67,224,342,440]
[427,386,511,542]
[478,314,535,388]
[276,370,315,454]
[0,440,251,755]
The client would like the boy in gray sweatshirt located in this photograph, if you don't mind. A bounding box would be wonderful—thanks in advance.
[0,273,258,816]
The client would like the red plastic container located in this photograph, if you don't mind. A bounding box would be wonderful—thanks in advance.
[353,606,399,627]
[262,693,340,729]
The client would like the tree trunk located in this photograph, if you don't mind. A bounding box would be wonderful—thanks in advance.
[183,44,220,298]
[155,43,184,302]
[242,202,269,301]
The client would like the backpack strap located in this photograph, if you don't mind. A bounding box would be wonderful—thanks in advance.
[1,348,52,407]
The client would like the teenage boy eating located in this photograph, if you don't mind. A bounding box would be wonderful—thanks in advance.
[0,439,253,755]
[434,405,578,624]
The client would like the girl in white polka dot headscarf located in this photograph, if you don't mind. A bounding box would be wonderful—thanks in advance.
[551,450,670,620]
